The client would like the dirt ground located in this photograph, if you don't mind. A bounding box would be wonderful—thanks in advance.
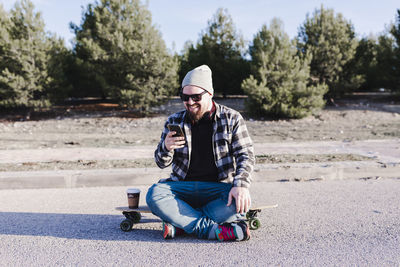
[1,95,399,148]
[0,95,399,171]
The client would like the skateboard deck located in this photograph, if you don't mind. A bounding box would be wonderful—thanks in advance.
[116,204,278,232]
[115,206,152,213]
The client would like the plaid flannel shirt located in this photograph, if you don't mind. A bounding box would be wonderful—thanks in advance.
[154,101,255,188]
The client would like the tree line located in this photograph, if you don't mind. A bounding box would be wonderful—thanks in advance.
[1,0,399,118]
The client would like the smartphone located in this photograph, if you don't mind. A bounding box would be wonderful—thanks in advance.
[167,124,184,137]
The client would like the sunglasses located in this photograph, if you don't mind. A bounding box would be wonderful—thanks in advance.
[179,90,208,102]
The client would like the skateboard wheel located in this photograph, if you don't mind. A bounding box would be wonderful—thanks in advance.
[249,218,260,230]
[131,212,141,223]
[120,219,133,232]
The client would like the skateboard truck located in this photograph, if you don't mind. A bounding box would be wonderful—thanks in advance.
[120,211,142,232]
[116,206,152,232]
[245,208,262,230]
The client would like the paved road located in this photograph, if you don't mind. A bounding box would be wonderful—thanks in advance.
[0,179,399,266]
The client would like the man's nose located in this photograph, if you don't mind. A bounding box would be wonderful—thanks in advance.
[187,97,195,105]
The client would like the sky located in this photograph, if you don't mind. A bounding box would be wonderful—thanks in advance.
[0,0,399,53]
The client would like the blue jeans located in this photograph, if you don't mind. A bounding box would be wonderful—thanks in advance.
[146,181,241,239]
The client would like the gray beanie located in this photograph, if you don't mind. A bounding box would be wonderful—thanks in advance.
[181,65,214,95]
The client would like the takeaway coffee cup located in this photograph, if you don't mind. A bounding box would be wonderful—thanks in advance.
[127,188,140,209]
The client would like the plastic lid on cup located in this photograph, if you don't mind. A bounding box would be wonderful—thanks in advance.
[127,188,140,194]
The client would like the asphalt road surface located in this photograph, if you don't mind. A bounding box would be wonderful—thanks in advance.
[0,178,399,266]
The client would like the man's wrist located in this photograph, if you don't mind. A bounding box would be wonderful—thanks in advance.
[233,179,250,188]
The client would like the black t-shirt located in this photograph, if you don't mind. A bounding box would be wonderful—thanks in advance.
[185,115,219,182]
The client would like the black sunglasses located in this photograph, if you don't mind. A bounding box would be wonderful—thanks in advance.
[179,90,208,102]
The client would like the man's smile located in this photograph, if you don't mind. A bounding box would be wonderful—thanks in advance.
[188,104,200,112]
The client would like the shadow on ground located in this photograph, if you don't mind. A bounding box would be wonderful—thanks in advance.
[0,212,210,243]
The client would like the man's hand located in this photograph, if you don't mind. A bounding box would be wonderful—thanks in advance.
[227,187,251,214]
[164,131,186,151]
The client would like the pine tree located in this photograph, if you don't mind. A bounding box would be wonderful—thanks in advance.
[352,36,377,91]
[353,34,397,91]
[376,34,397,91]
[71,0,178,111]
[0,4,12,104]
[390,9,400,91]
[179,8,249,96]
[0,0,48,108]
[0,0,69,109]
[45,34,73,103]
[242,18,327,119]
[297,6,362,98]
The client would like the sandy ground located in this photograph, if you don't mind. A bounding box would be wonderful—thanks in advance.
[1,97,399,149]
[0,96,399,171]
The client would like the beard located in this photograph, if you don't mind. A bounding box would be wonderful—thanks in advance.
[186,103,210,123]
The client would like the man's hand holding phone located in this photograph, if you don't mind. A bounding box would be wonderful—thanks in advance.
[165,124,185,151]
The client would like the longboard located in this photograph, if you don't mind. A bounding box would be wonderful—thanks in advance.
[116,204,278,232]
